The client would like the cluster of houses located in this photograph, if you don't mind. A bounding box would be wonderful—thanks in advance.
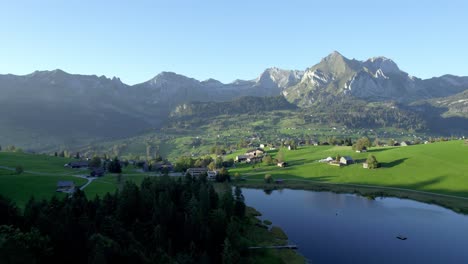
[320,156,355,167]
[393,141,412,147]
[64,161,105,177]
[235,148,265,164]
[186,167,218,181]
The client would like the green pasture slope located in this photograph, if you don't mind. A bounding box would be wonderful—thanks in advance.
[1,141,467,209]
[0,152,74,173]
[232,140,468,198]
[0,168,87,207]
[0,152,87,208]
[0,151,156,207]
[83,174,149,199]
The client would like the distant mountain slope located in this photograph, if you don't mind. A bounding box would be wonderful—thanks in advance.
[425,89,468,118]
[1,52,467,150]
[0,68,298,149]
[170,96,297,118]
[132,69,302,112]
[0,70,155,149]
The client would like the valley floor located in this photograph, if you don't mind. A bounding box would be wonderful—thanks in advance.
[0,140,467,211]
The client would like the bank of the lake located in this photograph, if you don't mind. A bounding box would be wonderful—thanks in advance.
[241,188,468,264]
[235,180,468,214]
[244,207,306,264]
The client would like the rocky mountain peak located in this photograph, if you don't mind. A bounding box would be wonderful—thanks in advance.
[363,56,400,74]
[256,67,304,90]
[146,72,200,88]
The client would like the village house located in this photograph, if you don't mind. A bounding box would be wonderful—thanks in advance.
[340,156,354,165]
[400,141,411,146]
[65,161,89,169]
[356,146,367,153]
[186,167,208,178]
[247,156,263,164]
[207,170,218,181]
[56,181,75,193]
[319,157,334,163]
[277,162,288,167]
[235,155,249,162]
[90,167,105,177]
[236,148,265,163]
[260,144,266,148]
[245,148,265,157]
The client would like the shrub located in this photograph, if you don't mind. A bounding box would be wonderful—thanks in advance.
[366,155,379,169]
[15,165,23,175]
[264,174,273,184]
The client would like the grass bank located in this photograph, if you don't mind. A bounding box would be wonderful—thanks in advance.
[244,207,305,264]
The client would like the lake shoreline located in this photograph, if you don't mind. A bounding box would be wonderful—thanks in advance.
[235,180,468,214]
[240,187,468,263]
[244,206,307,263]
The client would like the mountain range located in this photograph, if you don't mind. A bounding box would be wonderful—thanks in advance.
[0,51,467,150]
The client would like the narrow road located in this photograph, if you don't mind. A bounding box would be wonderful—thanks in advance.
[71,175,97,190]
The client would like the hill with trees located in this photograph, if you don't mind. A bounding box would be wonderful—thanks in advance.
[0,177,252,263]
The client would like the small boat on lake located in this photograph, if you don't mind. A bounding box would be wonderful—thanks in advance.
[396,235,407,240]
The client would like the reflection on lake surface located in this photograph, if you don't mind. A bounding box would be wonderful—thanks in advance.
[242,188,468,264]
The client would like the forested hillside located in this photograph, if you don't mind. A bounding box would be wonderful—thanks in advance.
[0,177,249,263]
[171,96,297,118]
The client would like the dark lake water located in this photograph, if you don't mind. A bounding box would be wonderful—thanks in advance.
[242,188,468,264]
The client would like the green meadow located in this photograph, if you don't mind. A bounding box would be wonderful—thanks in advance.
[0,152,74,173]
[0,168,87,207]
[83,174,149,199]
[0,152,152,207]
[1,140,467,211]
[231,140,468,198]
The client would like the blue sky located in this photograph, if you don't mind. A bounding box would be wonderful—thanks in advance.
[0,0,467,84]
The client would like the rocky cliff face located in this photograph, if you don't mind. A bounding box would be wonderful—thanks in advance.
[284,52,468,106]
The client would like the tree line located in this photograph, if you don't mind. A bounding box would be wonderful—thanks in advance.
[0,176,248,264]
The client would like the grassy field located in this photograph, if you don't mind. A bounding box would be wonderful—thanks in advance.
[0,152,154,207]
[231,140,468,198]
[0,152,74,173]
[0,168,87,207]
[83,174,149,198]
[1,140,467,210]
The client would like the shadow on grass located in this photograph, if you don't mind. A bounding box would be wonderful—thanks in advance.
[380,158,408,168]
[367,148,389,153]
[391,176,446,190]
[287,159,307,166]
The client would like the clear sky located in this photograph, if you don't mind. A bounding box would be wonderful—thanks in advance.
[1,0,467,84]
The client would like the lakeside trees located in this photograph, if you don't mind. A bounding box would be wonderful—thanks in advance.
[0,177,247,263]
